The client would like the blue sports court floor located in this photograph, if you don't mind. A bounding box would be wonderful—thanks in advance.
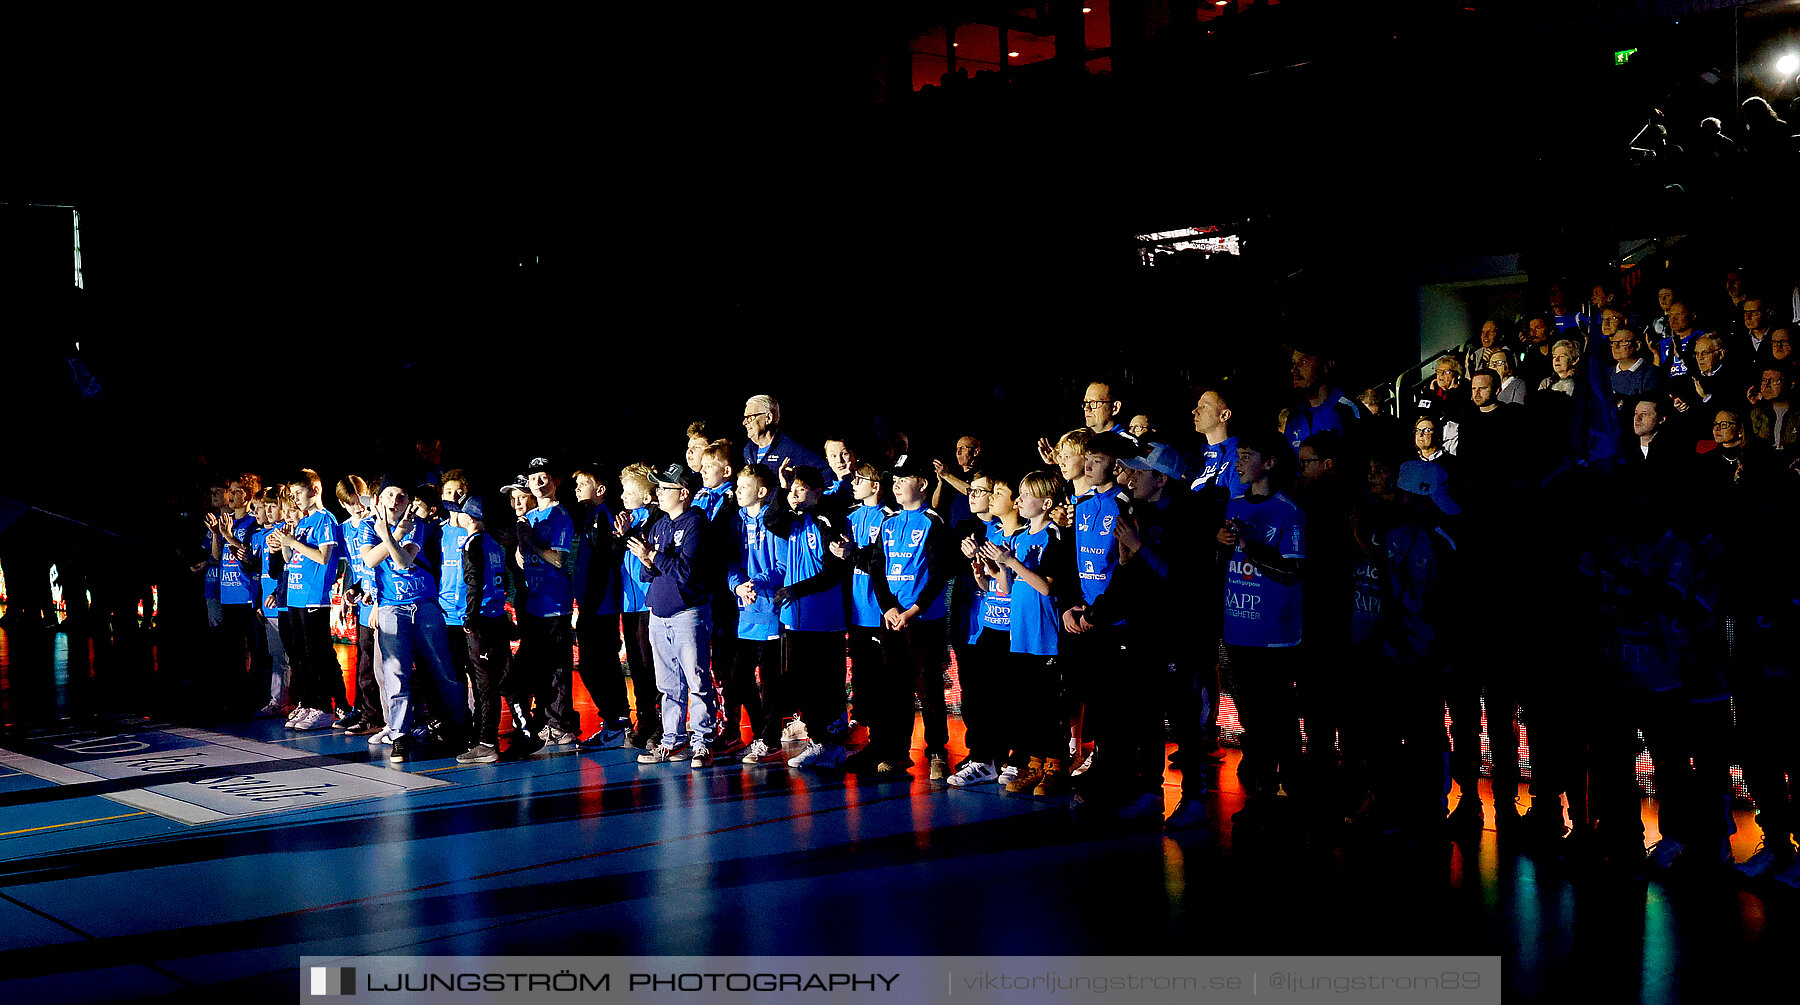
[0,628,1795,1004]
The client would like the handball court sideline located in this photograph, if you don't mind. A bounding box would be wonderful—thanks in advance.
[0,625,1791,1004]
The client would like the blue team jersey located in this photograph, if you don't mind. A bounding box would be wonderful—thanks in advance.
[218,513,257,605]
[571,501,601,606]
[694,485,732,521]
[728,506,783,642]
[978,521,1020,638]
[954,519,992,645]
[778,511,846,633]
[343,514,375,628]
[846,503,887,627]
[1285,389,1363,451]
[284,510,341,608]
[471,533,508,618]
[202,528,221,601]
[360,518,438,605]
[1657,330,1705,378]
[880,507,946,621]
[1223,492,1306,648]
[1072,484,1127,608]
[1349,555,1381,647]
[619,507,653,614]
[439,524,472,624]
[252,528,283,613]
[1007,523,1062,656]
[1191,436,1245,497]
[521,503,575,617]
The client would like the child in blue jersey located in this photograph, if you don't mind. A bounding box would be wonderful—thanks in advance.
[270,470,347,731]
[194,481,227,629]
[693,441,736,521]
[360,481,471,763]
[335,476,386,736]
[846,457,952,778]
[597,464,664,749]
[768,465,852,769]
[990,470,1074,795]
[947,471,1025,787]
[1116,441,1212,830]
[944,463,991,776]
[447,496,520,763]
[513,458,579,745]
[1216,426,1307,809]
[569,466,632,750]
[724,464,786,760]
[696,440,745,755]
[842,460,889,735]
[1060,430,1156,818]
[249,491,293,717]
[822,437,859,503]
[207,476,261,711]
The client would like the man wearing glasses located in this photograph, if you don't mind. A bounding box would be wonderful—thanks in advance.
[1738,297,1775,363]
[1750,363,1798,452]
[1607,325,1665,401]
[1034,380,1125,464]
[739,394,825,476]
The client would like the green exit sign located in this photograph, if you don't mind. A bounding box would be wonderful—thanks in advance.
[1614,48,1639,65]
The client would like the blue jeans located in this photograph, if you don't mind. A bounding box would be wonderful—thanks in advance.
[650,607,716,748]
[375,600,469,735]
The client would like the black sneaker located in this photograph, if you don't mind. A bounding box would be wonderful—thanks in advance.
[333,709,364,730]
[389,735,412,763]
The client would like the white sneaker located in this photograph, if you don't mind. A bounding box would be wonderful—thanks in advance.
[285,705,309,726]
[542,726,579,746]
[741,739,782,764]
[781,718,810,743]
[366,727,395,746]
[636,743,689,765]
[997,764,1019,788]
[292,708,336,730]
[788,741,826,768]
[1071,749,1095,776]
[945,760,997,787]
[690,743,714,768]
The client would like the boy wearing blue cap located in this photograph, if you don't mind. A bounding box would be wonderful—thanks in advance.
[449,496,519,763]
[846,456,952,778]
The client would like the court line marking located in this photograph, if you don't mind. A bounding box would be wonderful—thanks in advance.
[0,811,151,838]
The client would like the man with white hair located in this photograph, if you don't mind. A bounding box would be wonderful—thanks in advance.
[740,394,826,475]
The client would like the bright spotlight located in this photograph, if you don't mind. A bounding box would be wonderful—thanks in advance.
[1778,52,1800,77]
